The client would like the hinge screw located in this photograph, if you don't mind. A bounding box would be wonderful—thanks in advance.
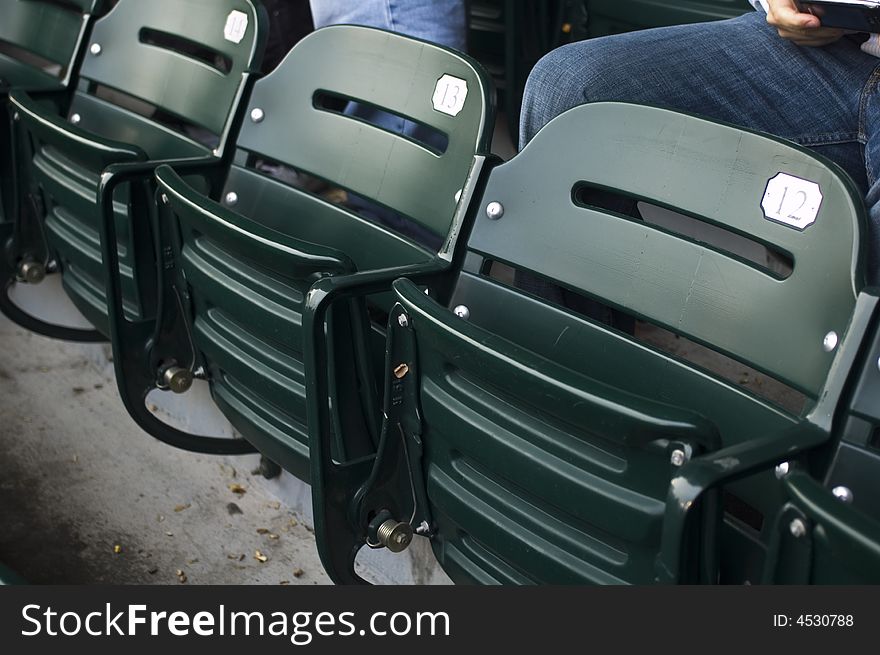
[670,449,688,467]
[224,191,238,206]
[89,43,102,56]
[486,201,504,220]
[832,486,854,504]
[453,305,470,320]
[789,518,807,539]
[397,313,409,328]
[250,107,265,123]
[774,462,790,479]
[823,331,839,353]
[70,113,81,125]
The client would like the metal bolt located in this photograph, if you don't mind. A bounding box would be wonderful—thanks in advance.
[774,461,791,479]
[415,521,431,536]
[397,313,409,328]
[789,518,807,539]
[70,113,81,125]
[224,191,238,206]
[823,331,839,353]
[453,305,470,320]
[160,193,169,204]
[162,366,193,394]
[89,43,102,56]
[670,449,688,467]
[18,260,45,285]
[376,519,413,553]
[250,107,265,123]
[832,486,854,504]
[486,201,504,220]
[393,363,410,380]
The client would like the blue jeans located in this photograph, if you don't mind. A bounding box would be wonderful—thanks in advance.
[520,11,880,283]
[309,0,466,51]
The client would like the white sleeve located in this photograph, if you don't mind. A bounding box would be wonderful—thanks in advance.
[750,0,769,11]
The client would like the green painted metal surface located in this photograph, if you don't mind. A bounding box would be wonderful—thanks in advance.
[7,0,266,337]
[106,26,492,472]
[333,102,871,585]
[0,0,103,88]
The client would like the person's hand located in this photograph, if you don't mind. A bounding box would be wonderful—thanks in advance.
[765,0,845,46]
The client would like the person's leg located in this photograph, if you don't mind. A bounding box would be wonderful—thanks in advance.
[309,0,466,51]
[519,10,880,294]
[860,75,880,284]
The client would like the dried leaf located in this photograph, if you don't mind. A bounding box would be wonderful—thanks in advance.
[174,503,191,513]
[147,566,159,575]
[280,581,290,586]
[256,528,270,535]
[226,503,243,516]
[254,550,268,563]
[292,568,304,578]
[165,531,174,537]
[269,534,279,540]
[228,483,246,495]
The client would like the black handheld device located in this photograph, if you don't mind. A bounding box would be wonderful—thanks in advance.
[797,1,880,32]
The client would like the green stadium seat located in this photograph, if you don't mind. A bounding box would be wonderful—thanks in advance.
[4,0,267,344]
[99,26,494,464]
[307,102,879,584]
[0,0,106,338]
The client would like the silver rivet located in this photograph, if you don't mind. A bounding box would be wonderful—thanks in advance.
[89,43,102,56]
[832,486,854,504]
[453,305,470,320]
[789,518,807,539]
[774,462,791,479]
[486,201,504,220]
[160,193,169,204]
[397,314,409,328]
[250,107,265,123]
[670,449,688,467]
[224,192,238,206]
[823,331,839,353]
[70,113,81,125]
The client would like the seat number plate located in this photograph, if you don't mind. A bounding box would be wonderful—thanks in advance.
[224,10,249,44]
[761,173,822,231]
[433,75,468,117]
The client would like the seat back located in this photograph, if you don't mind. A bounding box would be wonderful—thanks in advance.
[0,0,104,89]
[72,0,265,147]
[384,102,865,584]
[154,25,493,479]
[8,0,266,335]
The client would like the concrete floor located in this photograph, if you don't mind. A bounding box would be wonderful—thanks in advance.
[0,313,331,585]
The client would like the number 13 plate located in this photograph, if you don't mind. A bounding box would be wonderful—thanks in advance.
[433,75,468,117]
[762,172,822,231]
